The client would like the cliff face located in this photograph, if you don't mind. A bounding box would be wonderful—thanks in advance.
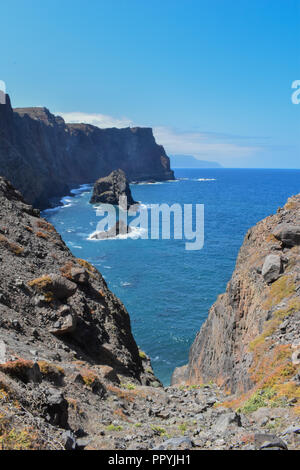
[0,176,155,381]
[173,195,300,401]
[0,95,174,209]
[0,176,162,449]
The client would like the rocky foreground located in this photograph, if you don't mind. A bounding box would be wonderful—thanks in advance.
[0,177,299,450]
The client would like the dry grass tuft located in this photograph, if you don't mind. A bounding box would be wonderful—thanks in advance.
[0,235,24,256]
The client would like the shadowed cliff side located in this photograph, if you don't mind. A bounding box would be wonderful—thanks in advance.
[0,95,174,209]
[172,195,300,407]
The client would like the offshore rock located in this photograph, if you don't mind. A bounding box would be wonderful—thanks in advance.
[90,169,136,209]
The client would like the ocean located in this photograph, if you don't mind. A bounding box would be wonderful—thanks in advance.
[43,168,300,385]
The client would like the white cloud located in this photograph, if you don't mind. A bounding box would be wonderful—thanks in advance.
[153,127,261,161]
[56,111,133,129]
[56,111,261,164]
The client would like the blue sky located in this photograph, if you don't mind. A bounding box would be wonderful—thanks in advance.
[1,0,299,167]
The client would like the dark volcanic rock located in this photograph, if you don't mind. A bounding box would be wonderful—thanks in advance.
[0,95,174,209]
[90,169,136,209]
[45,389,69,428]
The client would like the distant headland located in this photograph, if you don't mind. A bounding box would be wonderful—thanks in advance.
[170,154,222,168]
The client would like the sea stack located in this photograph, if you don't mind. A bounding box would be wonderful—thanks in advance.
[90,169,137,209]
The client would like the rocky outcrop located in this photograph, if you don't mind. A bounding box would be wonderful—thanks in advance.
[172,195,300,405]
[90,169,137,209]
[0,95,174,209]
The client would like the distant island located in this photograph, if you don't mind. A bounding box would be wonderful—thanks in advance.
[170,154,222,168]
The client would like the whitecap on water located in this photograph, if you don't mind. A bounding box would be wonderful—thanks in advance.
[70,184,93,195]
[195,178,216,181]
[132,181,163,186]
[87,226,147,241]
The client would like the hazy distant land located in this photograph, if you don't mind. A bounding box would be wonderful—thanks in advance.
[170,154,222,168]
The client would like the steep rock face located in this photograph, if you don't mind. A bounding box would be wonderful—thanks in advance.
[90,169,137,208]
[0,176,164,448]
[173,195,300,397]
[0,176,151,381]
[0,95,174,209]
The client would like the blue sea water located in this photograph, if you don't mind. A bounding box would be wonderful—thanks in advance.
[43,169,300,385]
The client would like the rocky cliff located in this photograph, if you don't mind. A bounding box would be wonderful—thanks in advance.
[0,95,174,209]
[172,195,300,410]
[0,178,299,450]
[0,176,160,448]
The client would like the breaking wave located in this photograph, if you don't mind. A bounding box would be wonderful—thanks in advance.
[87,226,147,241]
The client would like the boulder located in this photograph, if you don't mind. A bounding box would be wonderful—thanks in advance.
[212,412,242,434]
[262,254,282,283]
[273,224,300,247]
[30,273,77,300]
[70,267,89,285]
[97,365,120,384]
[62,430,77,450]
[48,274,77,299]
[282,425,300,435]
[90,169,137,209]
[76,437,91,450]
[50,305,77,336]
[254,433,288,450]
